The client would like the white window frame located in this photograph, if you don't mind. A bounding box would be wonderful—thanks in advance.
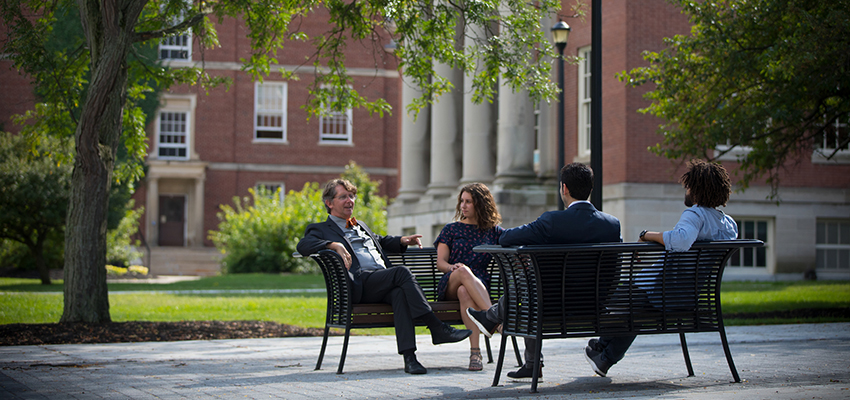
[159,32,192,60]
[812,117,850,164]
[319,88,353,145]
[156,110,190,160]
[256,182,285,204]
[816,219,850,271]
[727,217,773,270]
[577,46,592,159]
[254,81,288,142]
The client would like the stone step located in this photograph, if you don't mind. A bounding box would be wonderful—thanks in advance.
[147,247,222,277]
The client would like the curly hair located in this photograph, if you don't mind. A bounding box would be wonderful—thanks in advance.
[454,183,501,231]
[322,179,357,213]
[680,160,732,208]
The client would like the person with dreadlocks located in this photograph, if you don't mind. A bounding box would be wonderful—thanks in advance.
[584,159,738,378]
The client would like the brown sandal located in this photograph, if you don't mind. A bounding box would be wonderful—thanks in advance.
[469,348,483,371]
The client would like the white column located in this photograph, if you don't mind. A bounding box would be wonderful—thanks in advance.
[461,24,496,185]
[146,177,159,246]
[426,62,463,197]
[397,80,431,202]
[191,175,205,247]
[495,85,537,186]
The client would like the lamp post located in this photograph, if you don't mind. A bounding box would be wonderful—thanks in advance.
[551,20,571,210]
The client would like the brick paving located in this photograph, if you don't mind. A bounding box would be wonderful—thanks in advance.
[1,323,848,399]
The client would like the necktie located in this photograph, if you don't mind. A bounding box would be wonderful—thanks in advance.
[346,217,358,228]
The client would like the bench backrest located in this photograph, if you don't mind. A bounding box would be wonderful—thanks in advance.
[304,247,503,326]
[475,240,764,339]
[384,248,503,302]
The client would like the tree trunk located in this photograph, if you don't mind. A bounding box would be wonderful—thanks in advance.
[31,238,51,285]
[61,0,146,323]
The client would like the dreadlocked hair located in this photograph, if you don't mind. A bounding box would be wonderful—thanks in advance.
[680,159,732,208]
[454,183,502,231]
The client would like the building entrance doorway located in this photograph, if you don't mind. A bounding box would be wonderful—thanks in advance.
[158,195,186,246]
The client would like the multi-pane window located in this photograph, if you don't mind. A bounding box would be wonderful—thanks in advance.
[814,117,849,156]
[577,46,592,157]
[158,111,189,159]
[256,183,285,204]
[816,220,850,270]
[255,82,287,141]
[159,33,192,60]
[729,218,770,268]
[319,94,353,144]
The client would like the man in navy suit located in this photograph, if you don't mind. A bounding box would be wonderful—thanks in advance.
[297,179,472,375]
[467,162,622,380]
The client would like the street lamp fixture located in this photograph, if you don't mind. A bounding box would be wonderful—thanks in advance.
[551,20,570,210]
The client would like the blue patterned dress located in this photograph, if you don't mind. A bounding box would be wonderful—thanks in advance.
[433,222,505,300]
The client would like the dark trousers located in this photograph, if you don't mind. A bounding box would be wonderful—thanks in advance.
[597,335,637,364]
[485,296,542,367]
[359,266,432,354]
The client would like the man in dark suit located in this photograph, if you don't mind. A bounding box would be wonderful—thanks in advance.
[466,162,622,380]
[297,179,472,375]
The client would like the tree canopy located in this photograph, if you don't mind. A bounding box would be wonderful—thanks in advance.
[1,0,581,322]
[0,132,71,284]
[620,0,850,195]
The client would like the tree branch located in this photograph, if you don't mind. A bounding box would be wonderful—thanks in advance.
[134,12,207,43]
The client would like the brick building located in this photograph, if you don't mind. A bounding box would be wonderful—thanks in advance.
[387,0,850,280]
[2,10,401,276]
[3,1,848,278]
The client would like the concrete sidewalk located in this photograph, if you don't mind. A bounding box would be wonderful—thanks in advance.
[1,323,848,399]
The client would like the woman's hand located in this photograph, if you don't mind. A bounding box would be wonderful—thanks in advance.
[447,263,466,272]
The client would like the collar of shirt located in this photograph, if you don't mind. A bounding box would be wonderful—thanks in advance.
[567,200,592,209]
[329,214,351,231]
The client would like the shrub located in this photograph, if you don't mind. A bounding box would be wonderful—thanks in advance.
[209,161,388,274]
[106,200,144,267]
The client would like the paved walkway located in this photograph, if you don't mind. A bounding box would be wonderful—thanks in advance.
[1,323,848,399]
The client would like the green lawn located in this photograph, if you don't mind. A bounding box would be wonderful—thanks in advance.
[1,275,848,329]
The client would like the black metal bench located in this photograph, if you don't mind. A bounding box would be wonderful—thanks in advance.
[474,239,764,392]
[296,247,521,374]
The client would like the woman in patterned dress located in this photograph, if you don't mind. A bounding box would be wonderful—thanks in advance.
[434,182,504,371]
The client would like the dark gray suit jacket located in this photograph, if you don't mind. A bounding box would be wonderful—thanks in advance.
[296,217,406,303]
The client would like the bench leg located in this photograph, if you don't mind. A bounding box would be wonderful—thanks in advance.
[337,327,352,374]
[512,336,522,367]
[316,326,330,370]
[492,335,508,387]
[679,332,694,377]
[530,335,542,393]
[719,326,741,382]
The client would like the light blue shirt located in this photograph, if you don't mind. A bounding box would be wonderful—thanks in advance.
[662,205,738,252]
[329,215,386,272]
[637,205,738,305]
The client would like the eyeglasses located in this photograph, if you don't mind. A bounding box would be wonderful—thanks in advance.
[335,194,356,201]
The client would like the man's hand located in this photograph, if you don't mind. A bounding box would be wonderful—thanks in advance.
[327,242,352,269]
[401,234,423,249]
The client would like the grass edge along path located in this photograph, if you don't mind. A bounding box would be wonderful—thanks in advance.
[1,276,849,328]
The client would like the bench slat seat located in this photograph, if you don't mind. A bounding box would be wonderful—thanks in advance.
[475,239,764,392]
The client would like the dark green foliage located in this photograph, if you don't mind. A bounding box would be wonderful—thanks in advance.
[620,0,850,196]
[0,132,72,284]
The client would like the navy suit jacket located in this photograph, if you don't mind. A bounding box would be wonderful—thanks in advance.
[500,202,622,246]
[296,217,406,303]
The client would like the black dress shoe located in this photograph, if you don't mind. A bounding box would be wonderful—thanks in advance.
[507,364,543,381]
[403,353,427,374]
[431,323,472,345]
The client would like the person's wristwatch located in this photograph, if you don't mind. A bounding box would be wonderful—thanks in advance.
[639,230,648,240]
